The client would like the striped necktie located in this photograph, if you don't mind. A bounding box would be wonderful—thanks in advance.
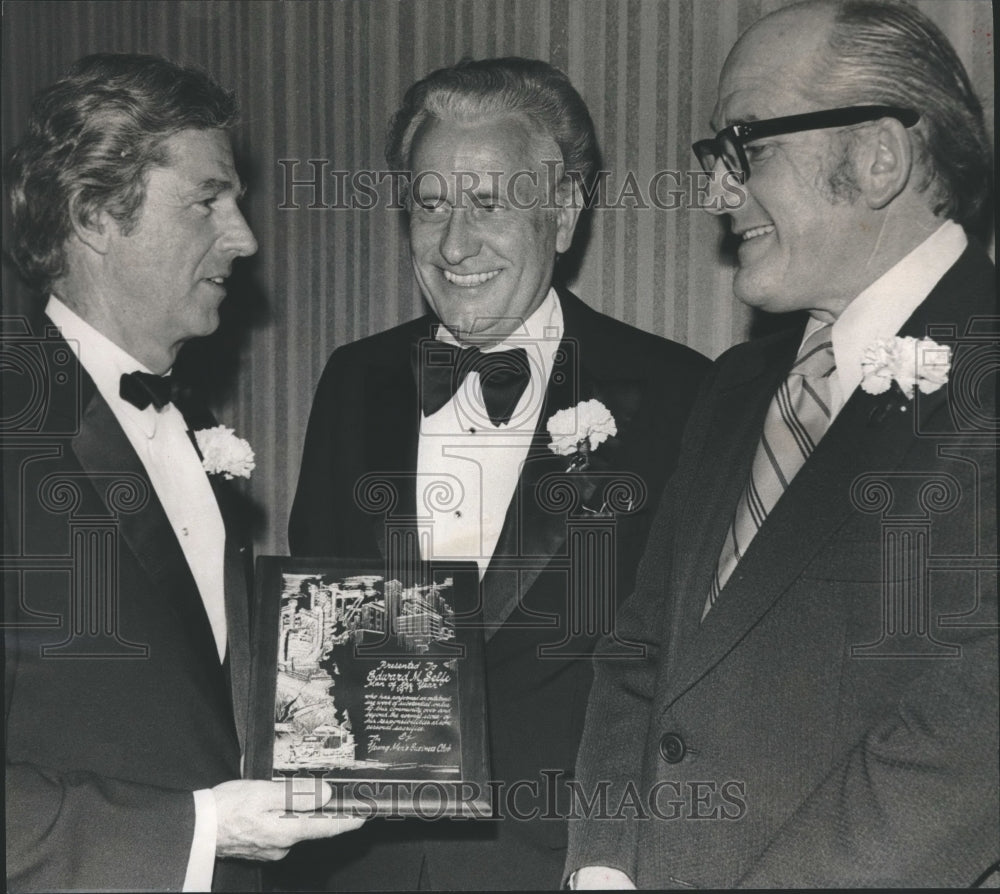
[703,323,836,619]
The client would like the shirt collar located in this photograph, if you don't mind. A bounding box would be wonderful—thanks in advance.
[45,294,163,437]
[825,220,967,400]
[434,286,564,352]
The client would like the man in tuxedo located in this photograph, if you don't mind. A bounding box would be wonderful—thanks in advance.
[3,53,362,892]
[287,57,709,889]
[568,1,997,888]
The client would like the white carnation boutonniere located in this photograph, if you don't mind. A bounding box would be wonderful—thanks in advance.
[194,425,256,480]
[546,398,618,472]
[860,336,951,414]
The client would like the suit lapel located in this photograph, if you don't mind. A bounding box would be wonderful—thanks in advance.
[661,246,993,706]
[210,474,252,753]
[665,385,926,705]
[70,381,223,672]
[481,290,651,631]
[177,392,253,750]
[360,306,618,615]
[361,327,426,556]
[480,345,580,630]
[665,332,798,664]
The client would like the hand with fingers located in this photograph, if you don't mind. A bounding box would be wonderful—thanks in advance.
[213,779,366,861]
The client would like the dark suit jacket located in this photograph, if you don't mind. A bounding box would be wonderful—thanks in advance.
[284,288,710,890]
[566,245,999,887]
[3,317,255,892]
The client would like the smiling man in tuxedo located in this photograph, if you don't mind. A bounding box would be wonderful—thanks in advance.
[287,57,709,890]
[568,1,997,888]
[3,53,362,892]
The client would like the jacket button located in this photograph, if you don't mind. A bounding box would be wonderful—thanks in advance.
[659,733,685,763]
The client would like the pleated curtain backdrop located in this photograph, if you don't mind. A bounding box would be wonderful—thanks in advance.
[2,0,993,555]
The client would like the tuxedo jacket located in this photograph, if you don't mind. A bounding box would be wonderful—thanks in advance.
[285,287,710,890]
[566,245,999,887]
[3,318,255,892]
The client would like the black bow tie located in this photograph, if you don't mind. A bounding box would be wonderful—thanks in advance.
[414,342,531,427]
[119,371,177,411]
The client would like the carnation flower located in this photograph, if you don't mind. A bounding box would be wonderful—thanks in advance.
[194,425,256,480]
[860,336,951,400]
[547,399,617,466]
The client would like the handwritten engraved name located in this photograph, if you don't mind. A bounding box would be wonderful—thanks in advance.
[366,660,453,694]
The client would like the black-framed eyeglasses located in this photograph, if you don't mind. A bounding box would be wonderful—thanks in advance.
[693,105,920,183]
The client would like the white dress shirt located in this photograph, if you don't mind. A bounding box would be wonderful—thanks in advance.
[45,295,224,891]
[416,288,564,577]
[803,220,967,418]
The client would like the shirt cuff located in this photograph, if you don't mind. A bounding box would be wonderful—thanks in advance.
[183,788,217,892]
[568,866,636,889]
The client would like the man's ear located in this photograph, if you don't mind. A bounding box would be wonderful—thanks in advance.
[860,117,913,210]
[68,194,114,255]
[554,177,583,254]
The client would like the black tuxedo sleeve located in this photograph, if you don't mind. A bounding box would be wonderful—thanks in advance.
[6,762,196,892]
[4,542,200,892]
[4,327,249,892]
[289,346,351,557]
[3,528,199,891]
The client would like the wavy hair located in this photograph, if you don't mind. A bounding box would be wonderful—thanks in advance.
[6,53,238,291]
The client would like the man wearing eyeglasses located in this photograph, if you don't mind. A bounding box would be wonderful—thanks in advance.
[566,0,996,888]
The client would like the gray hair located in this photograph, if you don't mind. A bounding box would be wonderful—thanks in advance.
[386,56,599,191]
[806,0,992,239]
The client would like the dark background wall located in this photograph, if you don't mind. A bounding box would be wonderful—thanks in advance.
[2,0,993,555]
